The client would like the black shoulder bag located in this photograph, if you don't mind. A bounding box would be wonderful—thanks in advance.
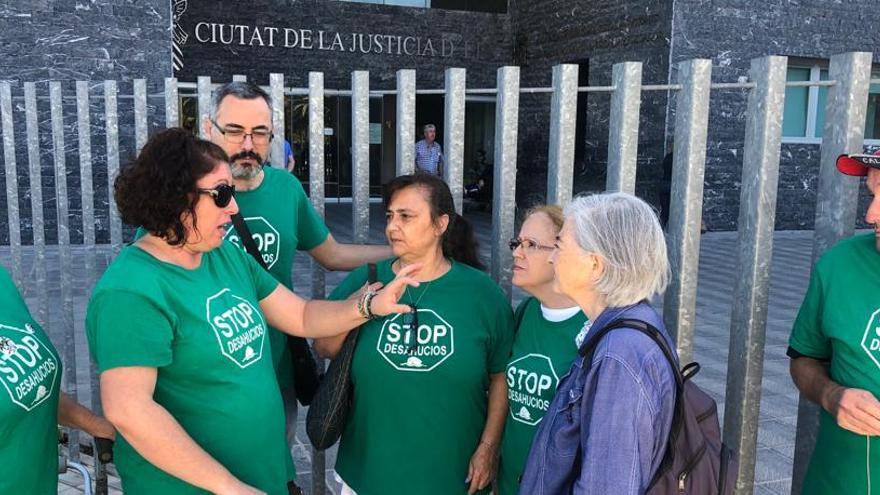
[306,263,377,450]
[231,212,321,406]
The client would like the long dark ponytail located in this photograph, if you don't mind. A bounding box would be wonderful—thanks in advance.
[383,173,485,270]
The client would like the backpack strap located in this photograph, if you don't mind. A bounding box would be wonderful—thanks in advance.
[231,212,269,271]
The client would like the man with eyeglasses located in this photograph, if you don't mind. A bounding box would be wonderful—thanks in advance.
[203,81,392,495]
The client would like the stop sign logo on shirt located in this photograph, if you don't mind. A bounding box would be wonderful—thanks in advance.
[206,289,267,369]
[861,308,880,370]
[506,354,560,426]
[377,309,454,372]
[0,322,58,412]
[225,216,281,270]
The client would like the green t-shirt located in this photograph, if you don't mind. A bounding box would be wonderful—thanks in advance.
[0,266,62,495]
[330,259,515,495]
[224,167,330,391]
[497,297,585,494]
[86,242,287,495]
[789,233,880,495]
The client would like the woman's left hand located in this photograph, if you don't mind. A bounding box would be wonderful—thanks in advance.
[465,441,498,494]
[368,263,421,317]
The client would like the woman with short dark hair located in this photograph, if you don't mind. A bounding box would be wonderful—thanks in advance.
[87,128,418,495]
[315,173,513,495]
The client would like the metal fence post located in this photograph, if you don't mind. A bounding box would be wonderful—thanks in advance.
[50,80,80,462]
[165,77,179,128]
[24,82,49,326]
[270,73,285,168]
[722,55,788,495]
[662,59,712,364]
[606,61,643,194]
[547,63,578,206]
[104,80,122,255]
[134,78,148,153]
[197,76,212,139]
[396,69,416,176]
[307,70,328,495]
[1,82,22,289]
[444,68,466,213]
[352,71,370,244]
[792,51,873,495]
[491,66,520,298]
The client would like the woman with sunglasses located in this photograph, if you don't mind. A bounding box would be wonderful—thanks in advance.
[315,173,514,495]
[85,128,418,495]
[496,205,587,494]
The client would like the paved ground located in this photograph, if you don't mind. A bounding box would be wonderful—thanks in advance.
[1,204,824,494]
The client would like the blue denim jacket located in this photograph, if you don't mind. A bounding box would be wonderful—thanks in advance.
[519,302,678,495]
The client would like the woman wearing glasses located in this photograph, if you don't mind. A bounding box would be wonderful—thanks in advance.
[315,173,514,495]
[85,128,418,495]
[496,205,587,494]
[519,193,677,494]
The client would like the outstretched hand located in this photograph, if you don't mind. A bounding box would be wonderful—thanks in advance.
[368,263,421,317]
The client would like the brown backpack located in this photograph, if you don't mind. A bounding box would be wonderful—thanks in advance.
[579,318,738,494]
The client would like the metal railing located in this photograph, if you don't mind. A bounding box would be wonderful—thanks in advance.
[1,51,875,495]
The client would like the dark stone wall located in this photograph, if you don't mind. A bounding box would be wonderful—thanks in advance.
[175,0,512,89]
[669,0,880,230]
[0,0,171,245]
[509,0,674,212]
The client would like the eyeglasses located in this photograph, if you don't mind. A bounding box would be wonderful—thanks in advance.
[402,304,420,354]
[198,184,236,208]
[211,120,273,145]
[509,237,555,254]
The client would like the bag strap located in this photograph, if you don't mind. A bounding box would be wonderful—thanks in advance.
[367,262,377,284]
[513,297,534,335]
[231,212,269,271]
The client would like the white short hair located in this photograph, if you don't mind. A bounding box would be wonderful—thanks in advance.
[564,192,669,307]
[423,124,436,133]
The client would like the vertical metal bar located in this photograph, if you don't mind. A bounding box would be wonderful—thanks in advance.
[1,82,22,289]
[547,63,579,206]
[792,51,873,495]
[134,78,148,153]
[352,71,370,244]
[232,74,247,82]
[396,69,416,176]
[662,59,713,365]
[104,81,122,254]
[50,81,79,462]
[444,68,466,213]
[197,76,212,139]
[24,82,48,327]
[722,55,788,495]
[270,73,285,168]
[165,77,179,128]
[606,61,643,194]
[491,66,520,298]
[307,71,328,495]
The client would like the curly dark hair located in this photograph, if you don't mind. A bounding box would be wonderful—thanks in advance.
[114,128,229,246]
[383,173,485,270]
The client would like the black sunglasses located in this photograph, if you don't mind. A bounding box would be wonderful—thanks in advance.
[402,303,420,354]
[198,184,236,208]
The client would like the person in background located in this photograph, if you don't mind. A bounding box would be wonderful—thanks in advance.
[519,192,677,494]
[0,265,116,494]
[203,81,392,495]
[497,204,587,494]
[415,123,444,177]
[315,173,513,495]
[88,128,417,495]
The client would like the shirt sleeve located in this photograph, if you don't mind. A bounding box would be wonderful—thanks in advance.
[86,290,175,372]
[789,266,830,360]
[576,355,666,494]
[243,250,280,300]
[487,291,515,373]
[292,179,330,251]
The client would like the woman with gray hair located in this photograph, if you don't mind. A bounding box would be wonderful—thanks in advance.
[518,192,678,494]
